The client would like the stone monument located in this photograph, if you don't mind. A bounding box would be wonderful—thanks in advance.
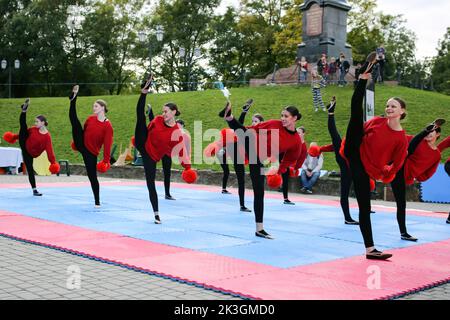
[297,0,353,64]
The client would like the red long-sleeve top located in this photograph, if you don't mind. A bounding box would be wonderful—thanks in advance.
[293,142,308,169]
[246,120,302,174]
[360,117,407,182]
[438,136,450,163]
[404,135,441,185]
[320,144,335,153]
[145,115,191,169]
[83,115,113,163]
[25,127,56,164]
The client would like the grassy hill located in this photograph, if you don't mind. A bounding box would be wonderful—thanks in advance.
[1,84,449,172]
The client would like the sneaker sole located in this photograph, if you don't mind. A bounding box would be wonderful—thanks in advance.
[366,254,392,260]
[401,237,418,242]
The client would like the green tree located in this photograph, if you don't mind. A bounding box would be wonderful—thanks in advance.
[432,27,450,95]
[147,0,220,92]
[82,0,144,95]
[272,0,303,67]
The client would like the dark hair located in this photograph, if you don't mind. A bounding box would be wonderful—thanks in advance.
[164,102,180,117]
[297,126,306,133]
[284,106,301,121]
[95,99,108,113]
[253,113,264,122]
[390,97,407,120]
[176,119,185,127]
[36,115,48,127]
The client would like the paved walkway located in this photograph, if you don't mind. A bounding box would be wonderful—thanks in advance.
[0,175,448,300]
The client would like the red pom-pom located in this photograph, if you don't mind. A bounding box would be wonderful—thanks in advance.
[131,136,135,147]
[97,161,111,173]
[3,132,18,144]
[49,163,60,174]
[71,140,78,151]
[221,128,237,144]
[182,169,198,184]
[289,167,299,177]
[369,179,376,192]
[203,142,219,158]
[267,174,282,189]
[308,145,321,157]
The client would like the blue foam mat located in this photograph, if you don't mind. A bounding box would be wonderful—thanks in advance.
[0,184,449,268]
[420,164,450,203]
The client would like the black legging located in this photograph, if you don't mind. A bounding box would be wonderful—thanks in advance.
[343,78,374,248]
[227,118,265,222]
[18,112,37,190]
[135,93,158,213]
[218,143,246,207]
[328,114,354,221]
[148,107,173,197]
[279,153,290,199]
[69,96,100,205]
[391,129,430,234]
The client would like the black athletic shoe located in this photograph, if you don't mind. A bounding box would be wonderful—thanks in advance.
[218,102,231,118]
[154,215,161,224]
[242,98,254,112]
[446,217,450,224]
[21,98,30,112]
[425,118,446,133]
[401,233,418,242]
[283,199,295,205]
[33,190,42,197]
[240,206,251,213]
[70,85,79,101]
[366,249,392,260]
[359,52,378,75]
[141,74,154,90]
[222,189,231,194]
[345,220,359,225]
[165,195,176,200]
[327,97,336,114]
[370,210,376,214]
[255,230,274,240]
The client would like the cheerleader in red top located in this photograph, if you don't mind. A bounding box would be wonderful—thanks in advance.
[69,85,113,207]
[221,103,303,239]
[146,105,191,201]
[135,76,196,224]
[342,54,408,260]
[4,99,60,196]
[390,121,445,241]
[437,135,450,224]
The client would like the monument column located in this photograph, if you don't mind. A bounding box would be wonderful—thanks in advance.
[297,0,353,64]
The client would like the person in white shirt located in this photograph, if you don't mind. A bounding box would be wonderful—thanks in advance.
[300,142,323,194]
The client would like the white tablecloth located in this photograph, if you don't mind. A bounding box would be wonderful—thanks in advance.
[0,147,23,174]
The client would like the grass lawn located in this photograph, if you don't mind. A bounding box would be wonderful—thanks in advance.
[1,84,449,172]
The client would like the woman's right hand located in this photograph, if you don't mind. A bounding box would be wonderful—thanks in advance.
[141,74,153,94]
[72,85,79,94]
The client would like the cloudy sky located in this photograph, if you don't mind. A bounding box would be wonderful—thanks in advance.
[217,0,450,59]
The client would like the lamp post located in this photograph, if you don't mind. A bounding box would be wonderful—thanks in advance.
[138,25,164,73]
[1,59,20,99]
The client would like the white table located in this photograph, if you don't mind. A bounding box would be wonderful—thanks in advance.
[0,147,23,174]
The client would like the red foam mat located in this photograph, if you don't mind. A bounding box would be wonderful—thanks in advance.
[0,209,448,300]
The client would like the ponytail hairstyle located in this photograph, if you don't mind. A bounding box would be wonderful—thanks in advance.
[284,106,302,121]
[95,99,108,113]
[390,97,407,120]
[36,115,48,127]
[253,113,264,122]
[165,102,180,116]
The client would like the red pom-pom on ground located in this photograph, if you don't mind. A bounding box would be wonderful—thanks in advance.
[369,179,376,192]
[3,132,18,144]
[49,163,60,174]
[182,169,198,184]
[308,145,321,157]
[71,140,78,151]
[97,161,111,173]
[267,174,282,189]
